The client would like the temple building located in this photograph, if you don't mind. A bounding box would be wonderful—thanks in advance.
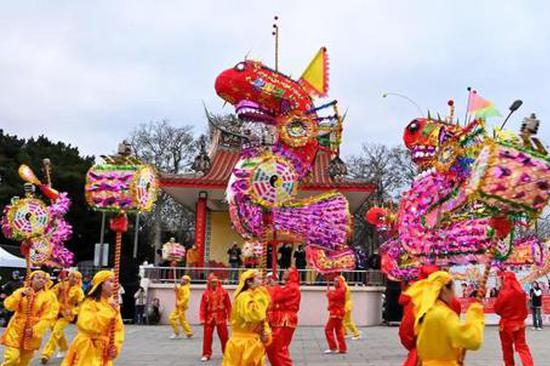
[160,121,375,267]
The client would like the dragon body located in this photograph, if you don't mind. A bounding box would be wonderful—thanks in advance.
[215,49,356,272]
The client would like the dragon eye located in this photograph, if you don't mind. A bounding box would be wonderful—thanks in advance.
[234,62,246,72]
[407,121,419,133]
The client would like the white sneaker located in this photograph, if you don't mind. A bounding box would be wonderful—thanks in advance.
[201,356,209,362]
[344,334,352,339]
[324,349,334,354]
[55,351,66,359]
[169,334,179,339]
[352,332,362,341]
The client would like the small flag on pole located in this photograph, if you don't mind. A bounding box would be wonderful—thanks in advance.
[467,91,501,119]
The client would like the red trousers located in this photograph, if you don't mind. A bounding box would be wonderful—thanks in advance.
[325,317,346,353]
[499,326,534,366]
[402,348,417,366]
[202,322,229,358]
[266,326,296,366]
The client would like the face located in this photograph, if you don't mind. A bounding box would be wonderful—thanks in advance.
[439,281,456,303]
[210,279,218,289]
[181,277,189,285]
[248,275,260,289]
[31,273,47,290]
[282,271,290,283]
[68,273,79,286]
[101,277,115,298]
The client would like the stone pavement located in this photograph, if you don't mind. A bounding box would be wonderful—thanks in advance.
[2,325,550,365]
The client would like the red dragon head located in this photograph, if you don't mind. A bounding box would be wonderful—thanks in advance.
[215,48,329,125]
[403,118,464,168]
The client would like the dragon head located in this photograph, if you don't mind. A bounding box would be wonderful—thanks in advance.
[215,60,314,125]
[403,118,464,168]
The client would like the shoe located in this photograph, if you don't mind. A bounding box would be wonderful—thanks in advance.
[338,350,347,354]
[537,327,543,331]
[352,332,362,341]
[344,334,352,339]
[323,349,335,354]
[55,351,66,359]
[40,357,48,365]
[186,333,194,338]
[169,334,180,339]
[201,356,210,362]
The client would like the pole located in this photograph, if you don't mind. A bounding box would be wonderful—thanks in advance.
[133,213,140,259]
[464,87,472,125]
[100,212,106,245]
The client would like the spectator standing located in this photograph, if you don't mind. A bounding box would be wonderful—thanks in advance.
[293,245,307,281]
[278,243,293,269]
[81,274,92,294]
[227,243,242,283]
[148,298,162,325]
[530,282,543,330]
[134,287,147,325]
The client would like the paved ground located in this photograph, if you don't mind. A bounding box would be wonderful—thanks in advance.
[2,325,550,365]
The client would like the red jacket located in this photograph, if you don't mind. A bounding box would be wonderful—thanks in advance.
[327,283,346,319]
[268,269,301,328]
[494,272,528,329]
[199,279,231,325]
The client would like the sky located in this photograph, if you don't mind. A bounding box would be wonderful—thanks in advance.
[1,1,550,159]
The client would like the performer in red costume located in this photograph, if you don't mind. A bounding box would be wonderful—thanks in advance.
[494,271,534,366]
[199,274,232,362]
[324,276,347,354]
[398,265,461,366]
[266,268,301,366]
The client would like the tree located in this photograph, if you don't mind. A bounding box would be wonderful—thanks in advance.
[0,130,98,262]
[346,143,416,254]
[128,120,199,263]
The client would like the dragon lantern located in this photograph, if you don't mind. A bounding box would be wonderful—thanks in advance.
[368,98,550,281]
[214,47,356,273]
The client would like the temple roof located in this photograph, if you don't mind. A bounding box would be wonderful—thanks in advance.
[160,130,375,212]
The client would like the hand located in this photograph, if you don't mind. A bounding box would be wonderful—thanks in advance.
[22,288,32,297]
[108,346,118,359]
[24,327,33,339]
[63,309,72,318]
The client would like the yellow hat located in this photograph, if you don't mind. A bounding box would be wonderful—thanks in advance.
[88,270,114,295]
[181,275,191,283]
[234,269,258,299]
[29,270,49,281]
[405,270,452,333]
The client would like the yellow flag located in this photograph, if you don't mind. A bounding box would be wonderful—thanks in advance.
[299,47,329,97]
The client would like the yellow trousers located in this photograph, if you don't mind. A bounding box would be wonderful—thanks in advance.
[42,317,70,359]
[343,310,360,337]
[169,309,192,336]
[1,347,34,366]
[222,332,265,366]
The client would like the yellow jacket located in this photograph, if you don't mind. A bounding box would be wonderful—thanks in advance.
[175,284,190,310]
[1,287,59,351]
[230,287,271,335]
[53,282,85,321]
[62,297,124,366]
[416,301,484,366]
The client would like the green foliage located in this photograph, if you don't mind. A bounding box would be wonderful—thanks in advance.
[0,129,99,261]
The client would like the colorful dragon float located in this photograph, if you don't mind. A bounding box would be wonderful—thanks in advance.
[367,96,550,281]
[1,162,74,268]
[214,47,357,273]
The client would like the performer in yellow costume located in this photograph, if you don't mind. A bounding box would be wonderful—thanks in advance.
[1,270,59,366]
[169,275,193,339]
[222,270,271,366]
[61,270,124,366]
[405,271,484,366]
[340,276,362,340]
[41,271,85,363]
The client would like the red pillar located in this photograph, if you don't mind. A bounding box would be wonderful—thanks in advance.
[195,193,207,267]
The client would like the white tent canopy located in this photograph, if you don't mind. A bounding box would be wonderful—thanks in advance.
[0,246,26,268]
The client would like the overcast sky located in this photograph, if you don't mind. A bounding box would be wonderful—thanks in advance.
[2,1,550,159]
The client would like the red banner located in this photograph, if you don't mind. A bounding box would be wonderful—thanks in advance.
[195,197,207,267]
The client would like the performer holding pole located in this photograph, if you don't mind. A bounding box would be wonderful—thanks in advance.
[200,274,231,362]
[266,268,301,366]
[41,271,85,363]
[405,271,484,366]
[0,271,59,366]
[494,271,534,366]
[222,270,271,366]
[324,275,347,354]
[169,275,193,339]
[61,271,124,366]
